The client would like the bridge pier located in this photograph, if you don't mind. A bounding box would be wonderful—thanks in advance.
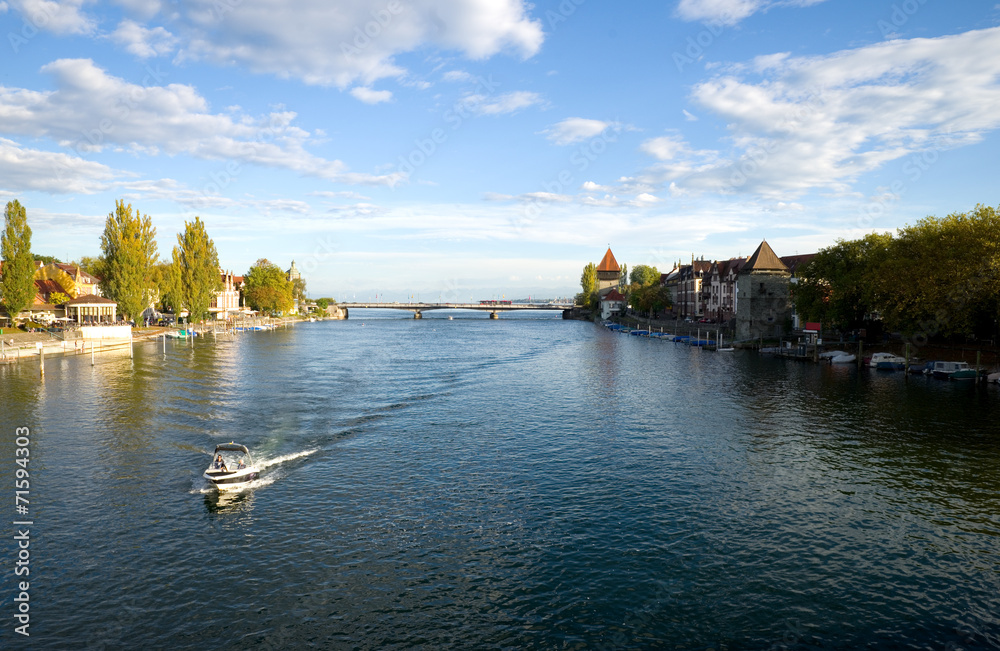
[490,311,499,319]
[413,310,422,319]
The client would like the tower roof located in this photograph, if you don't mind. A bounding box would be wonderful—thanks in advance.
[744,240,788,272]
[596,248,620,273]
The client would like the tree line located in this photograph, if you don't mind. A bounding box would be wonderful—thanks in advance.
[794,204,1000,342]
[1,199,303,325]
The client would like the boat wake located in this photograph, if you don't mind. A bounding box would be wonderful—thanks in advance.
[256,448,318,470]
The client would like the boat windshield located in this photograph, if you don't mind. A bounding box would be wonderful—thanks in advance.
[211,445,252,470]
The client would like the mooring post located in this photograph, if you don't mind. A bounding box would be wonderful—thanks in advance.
[976,350,981,382]
[91,340,95,366]
[39,345,44,378]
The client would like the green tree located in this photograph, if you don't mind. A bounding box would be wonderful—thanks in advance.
[316,298,330,310]
[629,264,660,287]
[72,256,105,279]
[99,200,158,322]
[34,254,62,264]
[619,263,628,291]
[150,262,180,312]
[172,217,222,323]
[794,232,893,331]
[1,200,35,324]
[49,291,71,305]
[577,262,598,308]
[878,204,1000,339]
[243,258,294,316]
[291,276,307,301]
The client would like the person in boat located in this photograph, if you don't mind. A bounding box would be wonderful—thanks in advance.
[237,457,245,470]
[214,454,227,471]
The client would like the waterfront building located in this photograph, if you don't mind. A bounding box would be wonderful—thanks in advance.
[704,257,745,323]
[735,240,791,341]
[676,258,713,319]
[595,248,621,293]
[599,288,625,320]
[210,269,244,319]
[64,294,118,324]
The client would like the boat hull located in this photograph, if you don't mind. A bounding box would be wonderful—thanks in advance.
[203,467,260,491]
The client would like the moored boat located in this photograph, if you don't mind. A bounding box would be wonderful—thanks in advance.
[930,361,973,380]
[831,353,856,364]
[869,352,906,370]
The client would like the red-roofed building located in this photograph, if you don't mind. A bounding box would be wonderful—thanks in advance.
[599,288,625,320]
[595,248,621,292]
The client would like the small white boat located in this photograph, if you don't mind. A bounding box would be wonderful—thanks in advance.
[819,350,848,359]
[203,442,259,491]
[869,352,906,370]
[831,353,856,364]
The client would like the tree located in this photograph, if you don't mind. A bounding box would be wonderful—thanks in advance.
[99,200,158,322]
[629,264,660,287]
[794,232,892,331]
[34,254,62,264]
[619,263,628,291]
[72,256,105,279]
[243,258,294,316]
[49,292,71,305]
[316,298,330,310]
[1,200,35,324]
[172,217,222,323]
[150,262,180,312]
[577,262,598,308]
[291,276,307,301]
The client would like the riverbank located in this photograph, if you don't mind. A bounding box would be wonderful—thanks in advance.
[0,316,304,366]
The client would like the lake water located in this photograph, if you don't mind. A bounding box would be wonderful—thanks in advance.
[2,311,1000,649]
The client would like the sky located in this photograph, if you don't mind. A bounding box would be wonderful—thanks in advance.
[2,0,1000,302]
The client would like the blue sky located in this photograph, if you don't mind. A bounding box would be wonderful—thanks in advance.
[2,0,999,301]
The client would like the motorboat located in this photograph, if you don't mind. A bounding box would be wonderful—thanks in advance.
[831,353,856,364]
[819,350,849,360]
[203,442,259,491]
[869,352,906,370]
[930,361,974,380]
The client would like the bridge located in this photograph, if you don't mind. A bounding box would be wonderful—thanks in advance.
[336,302,575,319]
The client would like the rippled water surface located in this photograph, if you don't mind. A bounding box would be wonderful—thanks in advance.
[3,313,1000,649]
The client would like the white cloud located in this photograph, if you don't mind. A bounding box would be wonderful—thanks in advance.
[640,134,690,161]
[442,70,474,82]
[459,90,543,116]
[683,109,698,121]
[175,0,544,88]
[542,117,613,145]
[0,59,402,186]
[0,137,115,194]
[675,0,827,25]
[6,0,94,34]
[643,27,1000,198]
[111,19,178,58]
[350,87,394,104]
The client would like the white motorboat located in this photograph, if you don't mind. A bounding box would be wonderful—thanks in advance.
[203,442,259,491]
[819,350,848,359]
[831,353,856,364]
[869,352,906,370]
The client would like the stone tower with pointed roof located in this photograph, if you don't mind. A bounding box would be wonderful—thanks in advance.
[595,248,621,292]
[735,240,792,341]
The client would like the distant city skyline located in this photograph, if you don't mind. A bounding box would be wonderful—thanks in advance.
[4,0,1000,301]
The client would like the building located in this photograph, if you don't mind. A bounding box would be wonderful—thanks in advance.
[599,288,625,320]
[210,269,244,319]
[595,248,621,292]
[64,295,118,324]
[735,240,792,341]
[674,258,713,319]
[704,257,746,324]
